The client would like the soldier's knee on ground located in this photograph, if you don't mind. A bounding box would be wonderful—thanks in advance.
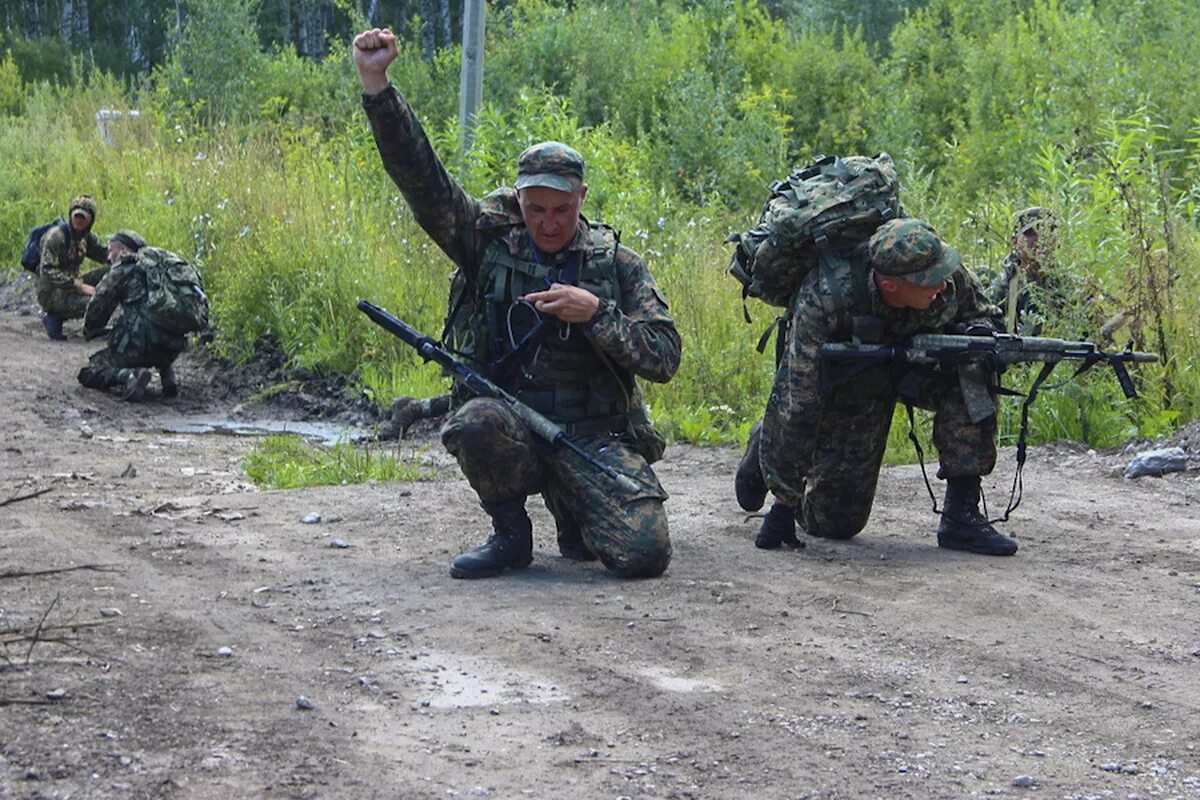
[799,501,869,541]
[600,546,670,579]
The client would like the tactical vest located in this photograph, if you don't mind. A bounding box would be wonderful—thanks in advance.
[455,224,632,435]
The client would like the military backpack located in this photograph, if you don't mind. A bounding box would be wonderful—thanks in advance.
[20,218,68,272]
[726,153,902,311]
[140,247,210,335]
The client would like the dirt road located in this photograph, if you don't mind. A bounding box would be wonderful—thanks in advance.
[2,306,1198,800]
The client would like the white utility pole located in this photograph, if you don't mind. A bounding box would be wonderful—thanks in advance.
[458,0,485,153]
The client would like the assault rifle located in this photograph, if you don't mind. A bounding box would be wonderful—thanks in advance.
[821,331,1159,520]
[357,300,641,493]
[821,332,1158,399]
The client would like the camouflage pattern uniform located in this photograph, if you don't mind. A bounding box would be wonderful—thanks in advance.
[363,85,680,576]
[760,221,1002,539]
[988,207,1094,338]
[78,234,188,398]
[37,195,109,319]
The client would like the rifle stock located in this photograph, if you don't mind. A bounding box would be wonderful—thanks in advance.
[357,300,642,493]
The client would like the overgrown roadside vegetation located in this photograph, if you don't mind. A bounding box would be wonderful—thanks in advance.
[2,0,1197,464]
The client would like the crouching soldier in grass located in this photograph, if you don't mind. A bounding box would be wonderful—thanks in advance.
[36,195,109,340]
[78,231,210,402]
[355,27,681,579]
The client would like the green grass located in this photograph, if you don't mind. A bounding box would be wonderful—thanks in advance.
[241,435,432,490]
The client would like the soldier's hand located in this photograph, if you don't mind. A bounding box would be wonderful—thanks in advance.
[79,283,96,297]
[353,28,399,94]
[523,284,600,324]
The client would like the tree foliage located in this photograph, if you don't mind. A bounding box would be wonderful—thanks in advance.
[2,0,1198,445]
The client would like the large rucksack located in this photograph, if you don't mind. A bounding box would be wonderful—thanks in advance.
[727,153,902,310]
[140,247,210,335]
[20,218,67,272]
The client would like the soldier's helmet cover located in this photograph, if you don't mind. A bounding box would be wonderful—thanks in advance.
[1012,206,1056,236]
[515,141,585,193]
[109,230,148,252]
[69,195,98,225]
[868,218,961,287]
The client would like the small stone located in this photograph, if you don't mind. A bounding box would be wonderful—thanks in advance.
[46,688,66,700]
[420,699,431,707]
[1101,762,1121,772]
[99,608,122,618]
[1011,775,1037,787]
[79,424,93,439]
[119,463,137,478]
[216,646,233,657]
[24,767,39,780]
[329,538,350,549]
[301,512,322,524]
[956,675,969,683]
[296,696,314,710]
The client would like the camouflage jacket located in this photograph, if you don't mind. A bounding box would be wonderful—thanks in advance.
[988,252,1085,337]
[361,85,680,387]
[38,223,107,291]
[84,252,187,355]
[764,255,1001,503]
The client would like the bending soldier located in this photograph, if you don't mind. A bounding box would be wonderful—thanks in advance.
[36,195,109,340]
[78,232,207,402]
[737,219,1018,556]
[354,28,681,579]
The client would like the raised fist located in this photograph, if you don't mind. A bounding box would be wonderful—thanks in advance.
[353,28,399,94]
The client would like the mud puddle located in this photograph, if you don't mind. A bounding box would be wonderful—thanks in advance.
[156,415,372,444]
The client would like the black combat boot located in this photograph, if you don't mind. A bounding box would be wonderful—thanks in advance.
[117,369,152,402]
[450,497,535,579]
[735,421,768,512]
[937,476,1018,556]
[755,500,805,550]
[159,364,179,398]
[42,313,67,341]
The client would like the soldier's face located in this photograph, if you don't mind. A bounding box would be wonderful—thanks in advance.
[107,240,132,264]
[70,210,92,232]
[1013,226,1055,267]
[518,185,587,254]
[878,275,947,310]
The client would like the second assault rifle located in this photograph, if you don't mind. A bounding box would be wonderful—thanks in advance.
[357,300,642,493]
[821,331,1158,400]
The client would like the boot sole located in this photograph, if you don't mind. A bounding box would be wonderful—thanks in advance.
[937,535,1018,556]
[449,558,533,579]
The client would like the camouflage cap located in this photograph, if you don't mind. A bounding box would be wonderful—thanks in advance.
[69,194,97,221]
[1013,206,1056,235]
[515,141,585,193]
[869,219,961,287]
[109,230,148,251]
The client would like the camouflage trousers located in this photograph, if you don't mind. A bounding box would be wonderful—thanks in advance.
[77,344,180,392]
[760,366,997,539]
[441,398,671,577]
[36,266,109,319]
